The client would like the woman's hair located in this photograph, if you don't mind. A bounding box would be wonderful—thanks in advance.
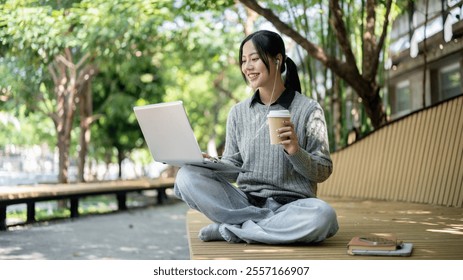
[239,30,301,93]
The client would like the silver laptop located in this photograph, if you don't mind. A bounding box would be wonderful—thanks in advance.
[133,101,248,173]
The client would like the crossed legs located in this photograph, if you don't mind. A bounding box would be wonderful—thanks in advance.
[174,165,338,244]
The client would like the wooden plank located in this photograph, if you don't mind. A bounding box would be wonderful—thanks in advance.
[334,150,348,197]
[383,123,397,200]
[368,126,382,199]
[392,116,408,201]
[431,101,451,205]
[424,106,445,204]
[405,113,421,200]
[415,106,434,204]
[435,100,455,205]
[377,125,392,199]
[441,98,459,206]
[407,112,426,203]
[403,113,419,201]
[187,197,463,260]
[356,132,369,198]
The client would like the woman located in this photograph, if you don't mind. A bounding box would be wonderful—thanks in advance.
[174,30,339,244]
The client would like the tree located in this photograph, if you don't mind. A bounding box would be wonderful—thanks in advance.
[90,53,165,179]
[1,1,92,182]
[0,0,171,182]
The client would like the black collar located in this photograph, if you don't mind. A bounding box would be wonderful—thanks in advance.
[250,88,296,109]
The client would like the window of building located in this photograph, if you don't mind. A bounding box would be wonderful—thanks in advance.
[395,80,411,116]
[439,63,462,101]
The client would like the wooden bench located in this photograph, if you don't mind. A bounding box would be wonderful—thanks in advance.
[186,196,463,260]
[0,177,175,231]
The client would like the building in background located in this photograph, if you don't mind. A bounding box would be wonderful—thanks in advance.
[387,0,463,120]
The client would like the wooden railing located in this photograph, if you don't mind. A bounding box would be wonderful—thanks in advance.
[319,95,462,207]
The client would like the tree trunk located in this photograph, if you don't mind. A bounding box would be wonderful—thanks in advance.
[77,65,98,182]
[48,51,78,183]
[56,128,71,184]
[47,48,96,183]
[77,81,91,182]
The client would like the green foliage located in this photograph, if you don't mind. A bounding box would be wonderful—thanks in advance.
[0,0,411,177]
[0,0,72,62]
[159,7,247,152]
[181,0,234,11]
[73,0,173,61]
[1,0,173,170]
[90,50,165,163]
[0,105,55,147]
[8,208,72,223]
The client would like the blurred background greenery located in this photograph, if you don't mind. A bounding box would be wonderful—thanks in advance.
[0,0,427,183]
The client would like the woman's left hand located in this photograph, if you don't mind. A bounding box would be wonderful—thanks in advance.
[277,120,299,155]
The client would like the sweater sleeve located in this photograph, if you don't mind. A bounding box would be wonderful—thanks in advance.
[287,103,333,182]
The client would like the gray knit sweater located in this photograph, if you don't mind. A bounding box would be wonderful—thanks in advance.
[221,93,332,199]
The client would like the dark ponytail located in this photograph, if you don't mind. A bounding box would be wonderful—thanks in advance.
[283,57,301,93]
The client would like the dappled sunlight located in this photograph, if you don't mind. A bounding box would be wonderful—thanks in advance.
[449,224,463,228]
[426,228,463,235]
[0,246,45,260]
[243,248,296,254]
[436,215,463,222]
[395,219,417,224]
[396,210,432,215]
[169,214,185,221]
[119,246,139,253]
[390,207,463,237]
[420,222,439,226]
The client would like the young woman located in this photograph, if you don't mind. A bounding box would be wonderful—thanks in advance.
[174,30,339,244]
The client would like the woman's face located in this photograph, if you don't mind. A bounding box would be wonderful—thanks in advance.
[241,40,276,90]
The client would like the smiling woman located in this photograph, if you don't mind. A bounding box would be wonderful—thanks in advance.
[174,30,338,245]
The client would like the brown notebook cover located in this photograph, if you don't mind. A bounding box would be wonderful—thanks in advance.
[347,234,401,254]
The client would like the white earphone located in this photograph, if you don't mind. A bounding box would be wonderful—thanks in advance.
[276,59,279,69]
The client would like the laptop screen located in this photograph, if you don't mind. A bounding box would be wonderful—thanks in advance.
[133,101,203,166]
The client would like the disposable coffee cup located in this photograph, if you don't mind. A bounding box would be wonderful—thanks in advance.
[267,110,291,144]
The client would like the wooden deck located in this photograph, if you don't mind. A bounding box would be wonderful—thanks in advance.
[187,196,463,260]
[186,97,463,260]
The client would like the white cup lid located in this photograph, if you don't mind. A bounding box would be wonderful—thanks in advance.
[267,110,290,118]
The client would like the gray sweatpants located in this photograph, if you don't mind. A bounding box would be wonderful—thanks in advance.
[174,165,339,244]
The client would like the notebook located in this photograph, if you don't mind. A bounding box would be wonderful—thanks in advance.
[133,101,248,173]
[348,243,413,257]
